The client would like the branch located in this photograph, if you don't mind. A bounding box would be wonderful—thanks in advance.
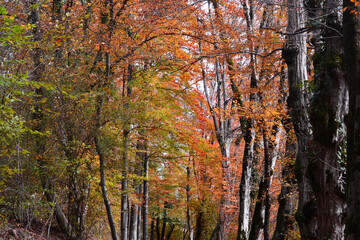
[197,48,283,59]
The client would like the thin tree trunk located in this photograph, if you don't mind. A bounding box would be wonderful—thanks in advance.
[160,203,168,240]
[343,0,360,239]
[150,219,155,240]
[186,164,193,240]
[237,123,255,240]
[226,56,255,240]
[121,129,130,240]
[272,125,297,240]
[121,63,134,240]
[29,0,70,236]
[165,224,175,240]
[95,120,118,240]
[156,218,161,240]
[143,145,149,240]
[248,129,278,240]
[94,50,118,240]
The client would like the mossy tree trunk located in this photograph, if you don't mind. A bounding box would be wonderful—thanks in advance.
[309,0,347,239]
[344,0,360,239]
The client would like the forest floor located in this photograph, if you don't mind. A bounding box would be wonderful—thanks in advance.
[0,219,65,240]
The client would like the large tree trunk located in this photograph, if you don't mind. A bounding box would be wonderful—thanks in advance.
[309,1,347,239]
[283,1,317,238]
[343,0,360,239]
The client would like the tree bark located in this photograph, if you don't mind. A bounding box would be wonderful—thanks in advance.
[248,129,278,240]
[309,1,347,239]
[194,208,204,240]
[272,124,297,240]
[143,144,149,240]
[129,203,138,240]
[283,1,317,238]
[343,0,360,239]
[227,55,255,240]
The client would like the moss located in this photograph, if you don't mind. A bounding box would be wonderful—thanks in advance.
[310,49,341,147]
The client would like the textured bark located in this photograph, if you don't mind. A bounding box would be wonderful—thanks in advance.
[227,54,256,240]
[248,178,266,240]
[309,1,347,239]
[248,130,278,240]
[129,204,138,240]
[272,125,297,240]
[236,131,254,240]
[343,0,360,239]
[263,131,277,240]
[283,1,317,238]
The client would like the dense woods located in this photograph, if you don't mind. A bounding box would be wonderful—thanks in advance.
[0,0,359,239]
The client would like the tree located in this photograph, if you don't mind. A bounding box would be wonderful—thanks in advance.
[344,0,360,239]
[309,0,347,238]
[282,0,317,238]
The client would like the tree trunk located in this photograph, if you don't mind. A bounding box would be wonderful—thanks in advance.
[95,120,118,240]
[227,55,255,240]
[143,145,149,240]
[248,129,278,240]
[195,209,204,240]
[121,129,130,240]
[29,0,71,237]
[94,54,119,240]
[129,204,138,240]
[156,217,161,240]
[150,219,155,240]
[186,164,193,240]
[309,1,347,239]
[272,125,297,240]
[343,0,360,239]
[165,224,175,240]
[121,63,134,240]
[283,1,317,238]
